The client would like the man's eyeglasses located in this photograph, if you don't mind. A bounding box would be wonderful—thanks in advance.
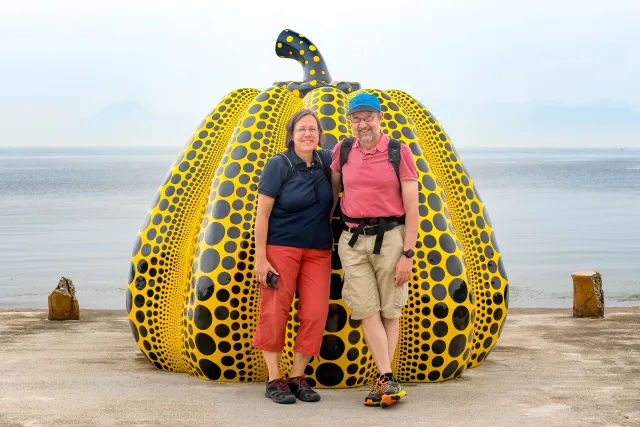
[349,115,378,124]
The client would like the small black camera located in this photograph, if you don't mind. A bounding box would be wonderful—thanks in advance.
[265,271,279,290]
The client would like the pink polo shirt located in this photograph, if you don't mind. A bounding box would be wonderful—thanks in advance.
[330,133,418,227]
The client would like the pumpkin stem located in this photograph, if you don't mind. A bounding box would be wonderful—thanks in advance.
[275,29,332,83]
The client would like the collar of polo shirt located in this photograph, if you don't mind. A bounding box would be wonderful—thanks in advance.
[354,132,388,153]
[287,147,320,168]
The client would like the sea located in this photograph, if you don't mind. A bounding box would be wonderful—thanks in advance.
[1,146,639,309]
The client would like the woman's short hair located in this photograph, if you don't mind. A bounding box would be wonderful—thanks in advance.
[285,109,325,150]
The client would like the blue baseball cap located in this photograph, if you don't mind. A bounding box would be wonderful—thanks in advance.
[348,93,381,115]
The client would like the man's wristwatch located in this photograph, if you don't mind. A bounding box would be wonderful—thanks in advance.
[401,249,415,259]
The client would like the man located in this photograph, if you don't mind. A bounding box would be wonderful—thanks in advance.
[330,93,419,407]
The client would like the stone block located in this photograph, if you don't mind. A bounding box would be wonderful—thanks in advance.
[48,277,80,321]
[571,271,604,318]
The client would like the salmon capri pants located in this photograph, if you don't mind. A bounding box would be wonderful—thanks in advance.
[252,245,332,356]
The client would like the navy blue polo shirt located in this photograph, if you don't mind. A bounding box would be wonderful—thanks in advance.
[258,148,333,250]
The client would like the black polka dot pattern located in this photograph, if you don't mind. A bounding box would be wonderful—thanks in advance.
[387,89,509,369]
[127,30,505,387]
[183,85,302,383]
[305,87,351,155]
[281,88,476,388]
[355,89,475,383]
[278,87,375,389]
[126,87,261,374]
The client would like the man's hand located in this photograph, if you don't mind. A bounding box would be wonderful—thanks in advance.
[395,255,413,286]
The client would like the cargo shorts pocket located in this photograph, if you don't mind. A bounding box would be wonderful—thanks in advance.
[340,272,352,309]
[394,282,409,312]
[379,225,409,318]
[337,232,353,310]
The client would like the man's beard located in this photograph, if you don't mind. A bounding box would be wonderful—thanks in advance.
[357,128,376,143]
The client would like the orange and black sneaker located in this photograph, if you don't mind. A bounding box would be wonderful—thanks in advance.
[364,377,384,407]
[378,375,406,408]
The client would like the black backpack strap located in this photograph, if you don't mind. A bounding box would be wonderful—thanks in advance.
[387,139,401,182]
[339,137,355,191]
[276,152,295,197]
[315,149,331,183]
[340,137,355,170]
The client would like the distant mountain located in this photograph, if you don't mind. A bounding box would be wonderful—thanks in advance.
[589,99,640,113]
[8,98,639,148]
[48,102,202,147]
[80,101,149,124]
[426,99,640,148]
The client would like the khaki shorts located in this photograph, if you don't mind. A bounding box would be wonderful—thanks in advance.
[338,225,409,320]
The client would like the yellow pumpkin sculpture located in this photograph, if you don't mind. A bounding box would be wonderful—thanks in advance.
[126,29,509,388]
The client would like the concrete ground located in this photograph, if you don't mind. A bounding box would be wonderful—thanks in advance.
[1,307,639,427]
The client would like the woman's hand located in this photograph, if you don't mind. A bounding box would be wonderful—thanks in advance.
[255,257,279,286]
[254,194,277,286]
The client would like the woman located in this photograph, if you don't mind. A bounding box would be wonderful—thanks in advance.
[252,109,334,404]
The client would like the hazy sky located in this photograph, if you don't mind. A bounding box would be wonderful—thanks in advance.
[1,0,639,146]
